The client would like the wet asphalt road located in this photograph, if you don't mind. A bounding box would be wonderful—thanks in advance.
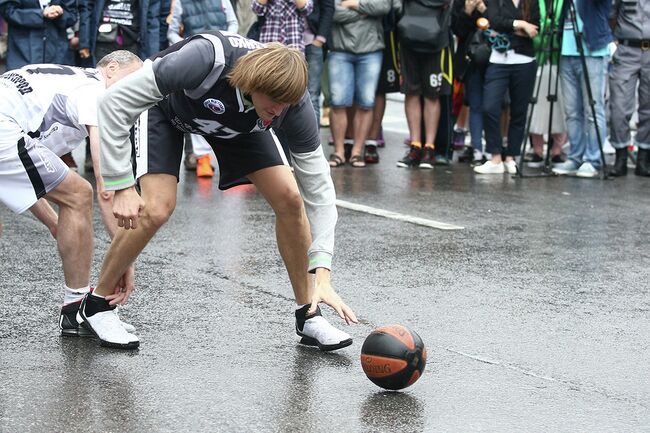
[1,103,649,432]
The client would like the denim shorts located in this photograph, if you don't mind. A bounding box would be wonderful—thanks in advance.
[327,50,383,109]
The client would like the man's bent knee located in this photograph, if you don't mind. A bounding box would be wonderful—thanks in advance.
[140,198,175,230]
[273,189,304,219]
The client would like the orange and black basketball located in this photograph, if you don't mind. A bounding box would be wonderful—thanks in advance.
[360,324,426,390]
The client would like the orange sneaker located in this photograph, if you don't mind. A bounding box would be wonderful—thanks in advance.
[196,154,214,178]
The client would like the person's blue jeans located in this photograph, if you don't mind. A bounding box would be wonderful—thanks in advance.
[327,50,383,109]
[482,61,537,157]
[305,43,324,123]
[560,55,608,167]
[465,66,485,151]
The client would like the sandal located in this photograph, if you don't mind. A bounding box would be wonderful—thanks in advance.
[328,153,345,167]
[349,154,366,168]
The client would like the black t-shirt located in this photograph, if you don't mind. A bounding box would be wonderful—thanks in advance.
[101,0,140,45]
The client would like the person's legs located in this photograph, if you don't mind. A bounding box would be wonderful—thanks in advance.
[505,61,536,159]
[328,52,354,164]
[305,43,325,123]
[368,93,386,140]
[466,67,485,153]
[247,165,352,351]
[423,96,441,146]
[93,174,178,297]
[350,50,383,163]
[481,63,509,160]
[559,56,586,166]
[41,171,94,289]
[582,56,608,168]
[247,165,310,303]
[405,95,423,144]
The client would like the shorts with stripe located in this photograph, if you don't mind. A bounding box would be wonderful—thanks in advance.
[400,46,453,99]
[134,105,289,190]
[0,118,69,213]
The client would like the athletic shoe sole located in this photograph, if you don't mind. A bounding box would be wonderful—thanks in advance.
[77,301,139,350]
[296,330,353,351]
[60,322,94,338]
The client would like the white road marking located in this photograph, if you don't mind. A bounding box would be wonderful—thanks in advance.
[336,200,464,230]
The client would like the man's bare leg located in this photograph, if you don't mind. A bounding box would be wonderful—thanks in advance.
[423,96,441,145]
[39,171,93,289]
[94,173,178,298]
[248,165,352,351]
[248,165,311,304]
[405,94,423,144]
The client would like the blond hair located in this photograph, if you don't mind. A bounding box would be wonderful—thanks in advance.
[228,43,308,105]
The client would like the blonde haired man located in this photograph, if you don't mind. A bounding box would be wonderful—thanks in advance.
[79,32,359,350]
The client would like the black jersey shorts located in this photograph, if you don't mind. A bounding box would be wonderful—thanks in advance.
[134,104,289,190]
[400,46,453,99]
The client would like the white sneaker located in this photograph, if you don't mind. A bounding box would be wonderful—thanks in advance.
[114,307,136,333]
[504,160,518,174]
[474,160,505,174]
[296,307,352,351]
[78,296,139,349]
[552,160,579,175]
[576,162,599,178]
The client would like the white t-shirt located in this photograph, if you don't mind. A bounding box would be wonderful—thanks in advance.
[0,64,105,156]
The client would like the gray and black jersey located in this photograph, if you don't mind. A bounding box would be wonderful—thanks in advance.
[98,30,336,271]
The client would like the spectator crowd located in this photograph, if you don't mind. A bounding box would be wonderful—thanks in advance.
[0,0,648,178]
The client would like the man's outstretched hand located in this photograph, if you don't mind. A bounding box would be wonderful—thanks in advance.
[308,268,358,325]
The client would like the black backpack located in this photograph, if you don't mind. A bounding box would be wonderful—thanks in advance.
[397,0,454,52]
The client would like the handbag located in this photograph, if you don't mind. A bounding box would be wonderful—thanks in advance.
[397,0,454,53]
[97,23,118,44]
[466,29,491,67]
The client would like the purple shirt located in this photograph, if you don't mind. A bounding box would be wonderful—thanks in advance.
[252,0,313,52]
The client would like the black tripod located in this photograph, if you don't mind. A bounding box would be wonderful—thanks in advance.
[518,0,608,179]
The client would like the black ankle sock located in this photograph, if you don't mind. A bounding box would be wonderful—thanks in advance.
[295,304,321,331]
[83,293,115,317]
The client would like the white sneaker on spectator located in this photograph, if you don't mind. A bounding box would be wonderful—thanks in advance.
[576,162,599,178]
[474,160,505,174]
[552,160,579,175]
[504,160,518,174]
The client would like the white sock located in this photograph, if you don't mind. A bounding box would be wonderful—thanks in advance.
[90,291,106,299]
[63,285,90,305]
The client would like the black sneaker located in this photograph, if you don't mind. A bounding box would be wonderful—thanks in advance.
[434,155,450,166]
[527,153,544,168]
[295,305,352,351]
[419,147,435,169]
[551,155,565,165]
[364,142,379,164]
[458,146,473,163]
[60,301,93,337]
[397,146,423,168]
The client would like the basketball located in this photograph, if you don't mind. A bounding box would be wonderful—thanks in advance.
[360,325,427,390]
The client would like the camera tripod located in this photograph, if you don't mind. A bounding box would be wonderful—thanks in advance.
[518,0,608,179]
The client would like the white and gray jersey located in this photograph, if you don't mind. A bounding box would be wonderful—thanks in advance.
[98,31,338,271]
[0,64,104,157]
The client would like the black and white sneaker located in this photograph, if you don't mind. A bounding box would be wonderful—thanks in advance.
[60,300,136,337]
[295,305,352,351]
[77,294,139,349]
[60,301,93,337]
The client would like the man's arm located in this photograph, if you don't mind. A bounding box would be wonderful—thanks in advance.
[99,37,216,191]
[279,93,337,272]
